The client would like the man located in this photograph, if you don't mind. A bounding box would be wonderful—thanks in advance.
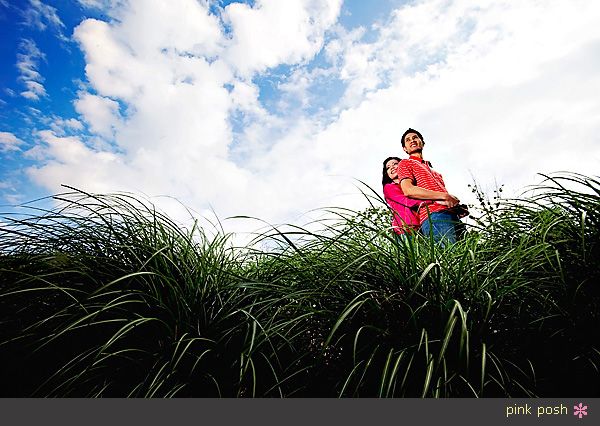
[396,128,463,244]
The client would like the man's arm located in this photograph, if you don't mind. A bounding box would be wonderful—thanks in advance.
[400,178,460,207]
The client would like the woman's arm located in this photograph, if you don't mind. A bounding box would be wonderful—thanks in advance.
[384,183,421,208]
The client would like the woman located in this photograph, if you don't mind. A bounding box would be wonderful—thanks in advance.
[382,156,422,236]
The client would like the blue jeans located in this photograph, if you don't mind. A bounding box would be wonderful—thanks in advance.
[420,211,459,245]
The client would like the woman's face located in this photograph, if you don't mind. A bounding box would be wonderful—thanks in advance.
[385,159,399,180]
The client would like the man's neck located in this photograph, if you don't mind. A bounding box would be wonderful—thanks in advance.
[409,152,424,160]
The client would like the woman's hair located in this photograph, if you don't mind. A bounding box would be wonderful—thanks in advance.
[382,156,401,186]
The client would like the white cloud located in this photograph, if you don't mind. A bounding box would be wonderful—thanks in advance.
[26,130,125,193]
[16,39,46,101]
[0,176,27,207]
[74,92,121,138]
[301,0,600,203]
[25,0,600,235]
[51,117,84,132]
[0,132,25,152]
[76,0,121,11]
[222,0,342,77]
[23,0,65,31]
[28,0,344,226]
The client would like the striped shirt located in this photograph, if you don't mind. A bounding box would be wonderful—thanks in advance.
[397,155,449,224]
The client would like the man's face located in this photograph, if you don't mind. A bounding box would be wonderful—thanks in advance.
[403,132,424,155]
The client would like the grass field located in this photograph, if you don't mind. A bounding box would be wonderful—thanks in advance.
[1,172,599,397]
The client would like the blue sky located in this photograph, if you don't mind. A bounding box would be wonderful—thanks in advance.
[1,0,89,203]
[1,0,398,206]
[2,0,600,233]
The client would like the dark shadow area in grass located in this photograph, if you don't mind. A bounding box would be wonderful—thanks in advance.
[1,172,599,396]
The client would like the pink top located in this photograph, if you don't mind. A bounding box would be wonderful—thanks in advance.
[383,183,422,234]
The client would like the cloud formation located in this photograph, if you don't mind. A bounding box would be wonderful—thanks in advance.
[23,0,65,32]
[222,0,342,76]
[74,92,122,138]
[25,0,344,228]
[0,132,24,152]
[16,39,47,101]
[287,0,600,198]
[24,0,600,233]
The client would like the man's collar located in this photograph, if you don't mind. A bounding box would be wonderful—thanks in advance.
[409,155,432,167]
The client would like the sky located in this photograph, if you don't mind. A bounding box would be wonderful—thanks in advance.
[1,0,600,237]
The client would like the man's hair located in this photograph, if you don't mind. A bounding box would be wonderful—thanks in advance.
[401,128,424,147]
[382,156,401,186]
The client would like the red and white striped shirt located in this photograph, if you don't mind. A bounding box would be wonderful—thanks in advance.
[397,155,449,224]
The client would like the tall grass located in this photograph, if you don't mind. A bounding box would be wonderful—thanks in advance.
[1,172,598,396]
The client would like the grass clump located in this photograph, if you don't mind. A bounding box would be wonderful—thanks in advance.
[1,172,599,397]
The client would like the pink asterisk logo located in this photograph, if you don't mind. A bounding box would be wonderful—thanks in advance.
[574,403,588,419]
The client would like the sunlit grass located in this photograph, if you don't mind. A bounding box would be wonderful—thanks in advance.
[1,172,598,396]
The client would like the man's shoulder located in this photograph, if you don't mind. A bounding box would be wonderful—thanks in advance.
[396,159,415,181]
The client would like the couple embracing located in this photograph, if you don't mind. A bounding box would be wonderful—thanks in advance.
[382,128,468,245]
